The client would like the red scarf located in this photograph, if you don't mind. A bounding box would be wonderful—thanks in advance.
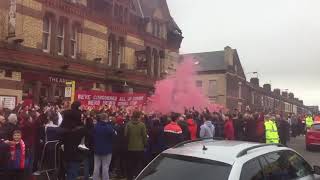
[10,139,26,169]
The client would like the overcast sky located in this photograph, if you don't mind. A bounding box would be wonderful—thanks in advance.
[167,0,320,106]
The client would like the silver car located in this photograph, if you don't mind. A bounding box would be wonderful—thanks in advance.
[136,139,320,180]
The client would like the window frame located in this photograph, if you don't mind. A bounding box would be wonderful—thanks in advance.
[240,158,264,180]
[70,25,79,59]
[57,20,65,56]
[208,80,217,97]
[259,150,314,179]
[196,80,203,88]
[42,16,51,53]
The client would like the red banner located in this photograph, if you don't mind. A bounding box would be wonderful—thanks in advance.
[75,90,147,108]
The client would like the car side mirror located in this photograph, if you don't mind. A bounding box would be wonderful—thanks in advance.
[314,166,320,175]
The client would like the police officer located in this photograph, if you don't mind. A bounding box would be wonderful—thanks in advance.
[264,115,280,144]
[305,114,314,130]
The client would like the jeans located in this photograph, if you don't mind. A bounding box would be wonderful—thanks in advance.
[93,154,112,180]
[83,155,94,180]
[66,161,80,180]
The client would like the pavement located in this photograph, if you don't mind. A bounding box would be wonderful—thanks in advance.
[288,135,320,166]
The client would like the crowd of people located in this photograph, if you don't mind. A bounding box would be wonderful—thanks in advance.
[0,99,315,180]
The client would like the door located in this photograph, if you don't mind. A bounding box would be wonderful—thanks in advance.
[261,150,315,180]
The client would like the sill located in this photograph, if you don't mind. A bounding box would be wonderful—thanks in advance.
[42,49,50,53]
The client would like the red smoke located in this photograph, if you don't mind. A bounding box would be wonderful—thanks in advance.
[148,57,224,114]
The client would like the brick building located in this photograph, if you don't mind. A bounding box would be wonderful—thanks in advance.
[183,46,309,114]
[0,0,182,106]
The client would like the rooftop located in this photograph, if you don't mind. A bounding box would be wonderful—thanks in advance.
[164,139,286,165]
[182,51,227,72]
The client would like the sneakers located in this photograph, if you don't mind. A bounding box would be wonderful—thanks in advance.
[78,144,90,151]
[32,171,41,176]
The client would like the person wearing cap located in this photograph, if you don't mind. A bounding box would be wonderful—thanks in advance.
[264,115,280,144]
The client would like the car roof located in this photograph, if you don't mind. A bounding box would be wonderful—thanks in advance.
[163,139,287,165]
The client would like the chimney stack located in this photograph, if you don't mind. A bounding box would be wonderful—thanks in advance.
[263,84,271,92]
[274,89,281,96]
[289,93,294,99]
[250,78,259,87]
[282,91,288,98]
[224,46,234,66]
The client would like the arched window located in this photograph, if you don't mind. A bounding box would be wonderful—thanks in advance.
[42,16,51,52]
[71,24,80,58]
[57,20,65,55]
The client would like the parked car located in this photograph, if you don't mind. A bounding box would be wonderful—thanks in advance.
[136,138,320,180]
[306,123,320,151]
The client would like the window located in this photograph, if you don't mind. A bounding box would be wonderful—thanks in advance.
[57,21,65,55]
[137,154,231,180]
[118,39,125,68]
[196,80,202,88]
[238,82,242,99]
[5,70,12,78]
[240,159,264,180]
[42,16,51,52]
[283,151,313,179]
[312,124,320,130]
[251,91,255,104]
[107,36,113,66]
[70,26,79,58]
[262,151,313,180]
[208,80,217,97]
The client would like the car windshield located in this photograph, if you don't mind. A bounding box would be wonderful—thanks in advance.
[136,153,232,180]
[312,124,320,130]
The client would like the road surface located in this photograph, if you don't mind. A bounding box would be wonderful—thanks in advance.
[288,135,320,166]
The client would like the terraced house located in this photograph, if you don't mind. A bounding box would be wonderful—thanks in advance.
[0,0,182,105]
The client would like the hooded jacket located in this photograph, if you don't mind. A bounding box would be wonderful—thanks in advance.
[125,120,147,151]
[60,101,86,162]
[94,120,116,155]
[186,119,197,140]
[200,121,215,138]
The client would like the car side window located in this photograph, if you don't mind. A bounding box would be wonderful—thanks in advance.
[263,151,290,180]
[240,158,264,180]
[282,150,313,178]
[262,151,313,180]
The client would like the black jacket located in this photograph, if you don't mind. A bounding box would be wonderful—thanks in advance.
[60,101,86,162]
[177,120,190,141]
[278,120,290,144]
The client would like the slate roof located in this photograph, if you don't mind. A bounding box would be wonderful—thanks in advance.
[182,51,227,72]
[138,0,182,32]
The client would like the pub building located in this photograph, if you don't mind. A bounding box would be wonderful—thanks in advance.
[0,0,182,106]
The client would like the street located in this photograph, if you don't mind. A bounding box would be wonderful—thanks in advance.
[288,135,320,166]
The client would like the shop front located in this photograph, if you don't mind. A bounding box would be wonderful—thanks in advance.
[22,71,98,105]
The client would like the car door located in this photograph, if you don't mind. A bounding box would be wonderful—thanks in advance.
[239,158,264,180]
[282,150,317,180]
[261,150,316,180]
